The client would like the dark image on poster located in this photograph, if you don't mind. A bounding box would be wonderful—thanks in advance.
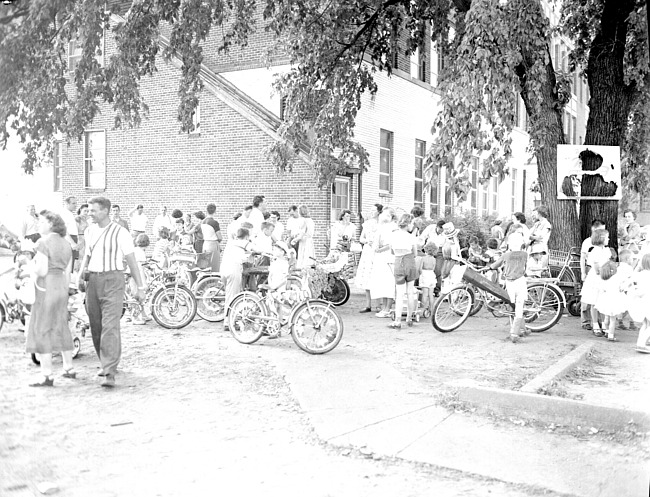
[556,145,621,200]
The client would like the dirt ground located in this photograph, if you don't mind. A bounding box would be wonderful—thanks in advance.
[2,320,571,497]
[2,252,648,496]
[339,290,650,413]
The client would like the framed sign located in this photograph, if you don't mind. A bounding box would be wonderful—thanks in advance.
[557,145,621,200]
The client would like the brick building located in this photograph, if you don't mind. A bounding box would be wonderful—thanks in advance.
[53,3,595,252]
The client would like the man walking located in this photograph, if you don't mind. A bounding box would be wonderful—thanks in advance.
[78,197,145,388]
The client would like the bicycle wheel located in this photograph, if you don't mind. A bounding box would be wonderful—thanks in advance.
[431,286,473,332]
[524,283,564,332]
[151,284,197,329]
[321,276,350,306]
[228,292,267,344]
[194,276,226,322]
[467,284,484,316]
[290,300,343,354]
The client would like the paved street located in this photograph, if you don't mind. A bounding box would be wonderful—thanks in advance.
[1,252,649,496]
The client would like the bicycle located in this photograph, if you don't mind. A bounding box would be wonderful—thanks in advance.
[431,260,565,333]
[169,251,227,323]
[124,258,197,329]
[310,253,351,306]
[227,283,343,355]
[547,247,582,316]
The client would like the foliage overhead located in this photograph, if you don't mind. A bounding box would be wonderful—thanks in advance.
[0,0,648,201]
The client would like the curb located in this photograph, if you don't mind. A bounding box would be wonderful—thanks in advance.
[457,385,650,431]
[454,341,650,431]
[520,342,593,393]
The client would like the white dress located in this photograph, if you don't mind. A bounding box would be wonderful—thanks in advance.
[355,219,378,290]
[580,246,611,305]
[296,218,315,269]
[370,223,397,299]
[595,272,626,317]
[627,271,650,322]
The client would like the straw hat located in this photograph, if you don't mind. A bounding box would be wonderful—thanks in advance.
[442,222,459,238]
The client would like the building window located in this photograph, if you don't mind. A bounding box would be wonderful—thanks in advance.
[68,34,104,74]
[414,139,426,207]
[430,174,440,218]
[444,171,453,216]
[491,177,498,212]
[279,96,287,120]
[84,130,106,189]
[379,129,393,193]
[410,47,426,82]
[53,141,62,192]
[481,181,489,217]
[564,111,571,143]
[572,116,577,145]
[190,102,200,134]
[390,29,400,70]
[641,193,650,213]
[469,157,478,215]
[579,77,583,103]
[511,168,518,212]
[554,44,560,70]
[331,176,350,222]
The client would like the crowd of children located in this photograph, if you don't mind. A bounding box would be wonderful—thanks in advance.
[407,212,650,350]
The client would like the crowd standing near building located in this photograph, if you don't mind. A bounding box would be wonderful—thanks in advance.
[14,192,650,388]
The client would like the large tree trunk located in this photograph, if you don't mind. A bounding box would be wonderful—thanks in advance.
[519,50,580,252]
[581,0,636,254]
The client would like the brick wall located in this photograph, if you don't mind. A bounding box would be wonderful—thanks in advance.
[60,27,330,258]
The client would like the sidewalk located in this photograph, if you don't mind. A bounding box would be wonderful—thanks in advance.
[264,343,648,497]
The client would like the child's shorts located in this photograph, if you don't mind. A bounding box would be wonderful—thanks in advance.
[419,269,437,289]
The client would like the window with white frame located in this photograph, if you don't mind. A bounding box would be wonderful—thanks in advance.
[68,34,105,73]
[572,115,577,144]
[379,129,393,193]
[414,139,426,207]
[444,171,453,216]
[641,192,650,213]
[190,102,200,134]
[430,174,440,218]
[511,168,518,212]
[469,157,478,214]
[84,130,106,189]
[491,177,498,212]
[331,176,350,222]
[481,180,488,216]
[410,46,426,82]
[53,141,62,192]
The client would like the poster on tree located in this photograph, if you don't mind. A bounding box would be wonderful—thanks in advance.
[556,145,622,200]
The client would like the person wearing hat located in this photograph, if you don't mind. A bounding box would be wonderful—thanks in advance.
[419,219,447,296]
[440,222,462,283]
[526,246,548,278]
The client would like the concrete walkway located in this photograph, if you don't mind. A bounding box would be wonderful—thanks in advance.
[264,345,649,497]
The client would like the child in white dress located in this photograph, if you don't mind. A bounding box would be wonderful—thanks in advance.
[580,229,611,337]
[595,261,626,342]
[419,242,438,314]
[626,254,650,353]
